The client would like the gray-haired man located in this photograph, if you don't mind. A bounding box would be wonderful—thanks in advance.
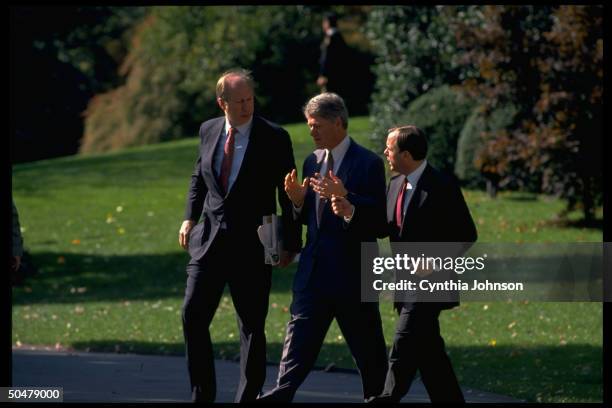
[258,93,388,402]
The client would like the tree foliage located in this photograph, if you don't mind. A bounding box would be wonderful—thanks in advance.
[365,6,480,149]
[11,6,146,163]
[81,6,376,154]
[397,85,476,177]
[455,104,518,188]
[455,5,603,220]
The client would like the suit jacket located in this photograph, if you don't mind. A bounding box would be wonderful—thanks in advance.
[386,164,477,310]
[293,138,387,297]
[184,115,301,262]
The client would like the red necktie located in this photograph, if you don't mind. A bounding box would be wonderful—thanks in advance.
[219,127,236,194]
[395,177,407,229]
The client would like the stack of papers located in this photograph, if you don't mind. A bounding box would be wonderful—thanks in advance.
[257,214,283,265]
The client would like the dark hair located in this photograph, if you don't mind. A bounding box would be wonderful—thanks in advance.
[389,125,428,160]
[324,12,338,28]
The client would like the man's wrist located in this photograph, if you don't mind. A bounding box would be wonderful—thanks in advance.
[343,205,355,223]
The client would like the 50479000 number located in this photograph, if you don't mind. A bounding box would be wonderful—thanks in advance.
[3,387,63,401]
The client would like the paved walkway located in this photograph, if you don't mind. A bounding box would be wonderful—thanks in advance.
[12,348,522,403]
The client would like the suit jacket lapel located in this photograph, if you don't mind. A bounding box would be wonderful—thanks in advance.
[314,149,325,175]
[308,151,325,210]
[203,118,225,196]
[400,164,432,232]
[226,116,260,198]
[335,138,356,183]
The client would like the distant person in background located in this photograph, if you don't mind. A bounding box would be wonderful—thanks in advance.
[317,12,348,95]
[12,198,23,274]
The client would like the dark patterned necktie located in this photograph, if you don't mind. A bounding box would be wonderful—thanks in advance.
[317,150,334,227]
[219,127,236,194]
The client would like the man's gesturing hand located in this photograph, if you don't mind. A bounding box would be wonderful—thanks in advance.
[179,220,195,250]
[331,194,354,218]
[310,170,347,200]
[285,169,309,207]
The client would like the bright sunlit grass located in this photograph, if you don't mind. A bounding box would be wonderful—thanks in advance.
[12,116,602,402]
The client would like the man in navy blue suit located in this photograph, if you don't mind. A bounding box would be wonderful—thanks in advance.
[258,92,389,402]
[178,69,301,403]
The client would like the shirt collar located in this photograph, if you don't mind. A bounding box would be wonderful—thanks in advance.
[326,27,338,36]
[405,160,427,189]
[314,135,351,165]
[329,135,350,163]
[225,116,253,138]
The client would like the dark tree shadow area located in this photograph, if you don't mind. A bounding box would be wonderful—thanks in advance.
[12,252,296,305]
[545,218,604,230]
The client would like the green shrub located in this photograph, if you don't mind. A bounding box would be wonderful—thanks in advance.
[365,6,482,151]
[396,85,475,176]
[455,104,518,187]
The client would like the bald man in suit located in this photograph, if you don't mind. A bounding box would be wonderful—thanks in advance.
[179,69,301,402]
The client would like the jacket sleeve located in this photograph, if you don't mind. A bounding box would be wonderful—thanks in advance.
[343,156,388,239]
[277,128,302,253]
[448,182,478,244]
[183,126,208,223]
[438,181,478,258]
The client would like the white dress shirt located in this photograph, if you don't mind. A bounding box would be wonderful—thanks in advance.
[295,135,354,222]
[400,159,428,216]
[213,117,253,193]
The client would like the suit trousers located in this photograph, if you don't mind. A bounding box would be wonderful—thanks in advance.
[380,303,464,403]
[258,290,388,402]
[181,230,271,402]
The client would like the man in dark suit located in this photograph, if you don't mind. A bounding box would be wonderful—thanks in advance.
[178,69,301,402]
[367,125,477,403]
[317,12,348,95]
[257,93,388,402]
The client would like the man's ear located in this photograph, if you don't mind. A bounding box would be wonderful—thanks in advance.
[334,116,343,129]
[401,150,413,163]
[216,97,226,112]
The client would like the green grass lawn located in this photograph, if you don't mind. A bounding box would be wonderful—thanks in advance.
[12,116,603,402]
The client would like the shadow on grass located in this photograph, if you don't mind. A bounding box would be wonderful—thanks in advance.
[544,218,604,231]
[68,339,602,403]
[13,252,297,305]
[14,250,605,306]
[505,193,538,202]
